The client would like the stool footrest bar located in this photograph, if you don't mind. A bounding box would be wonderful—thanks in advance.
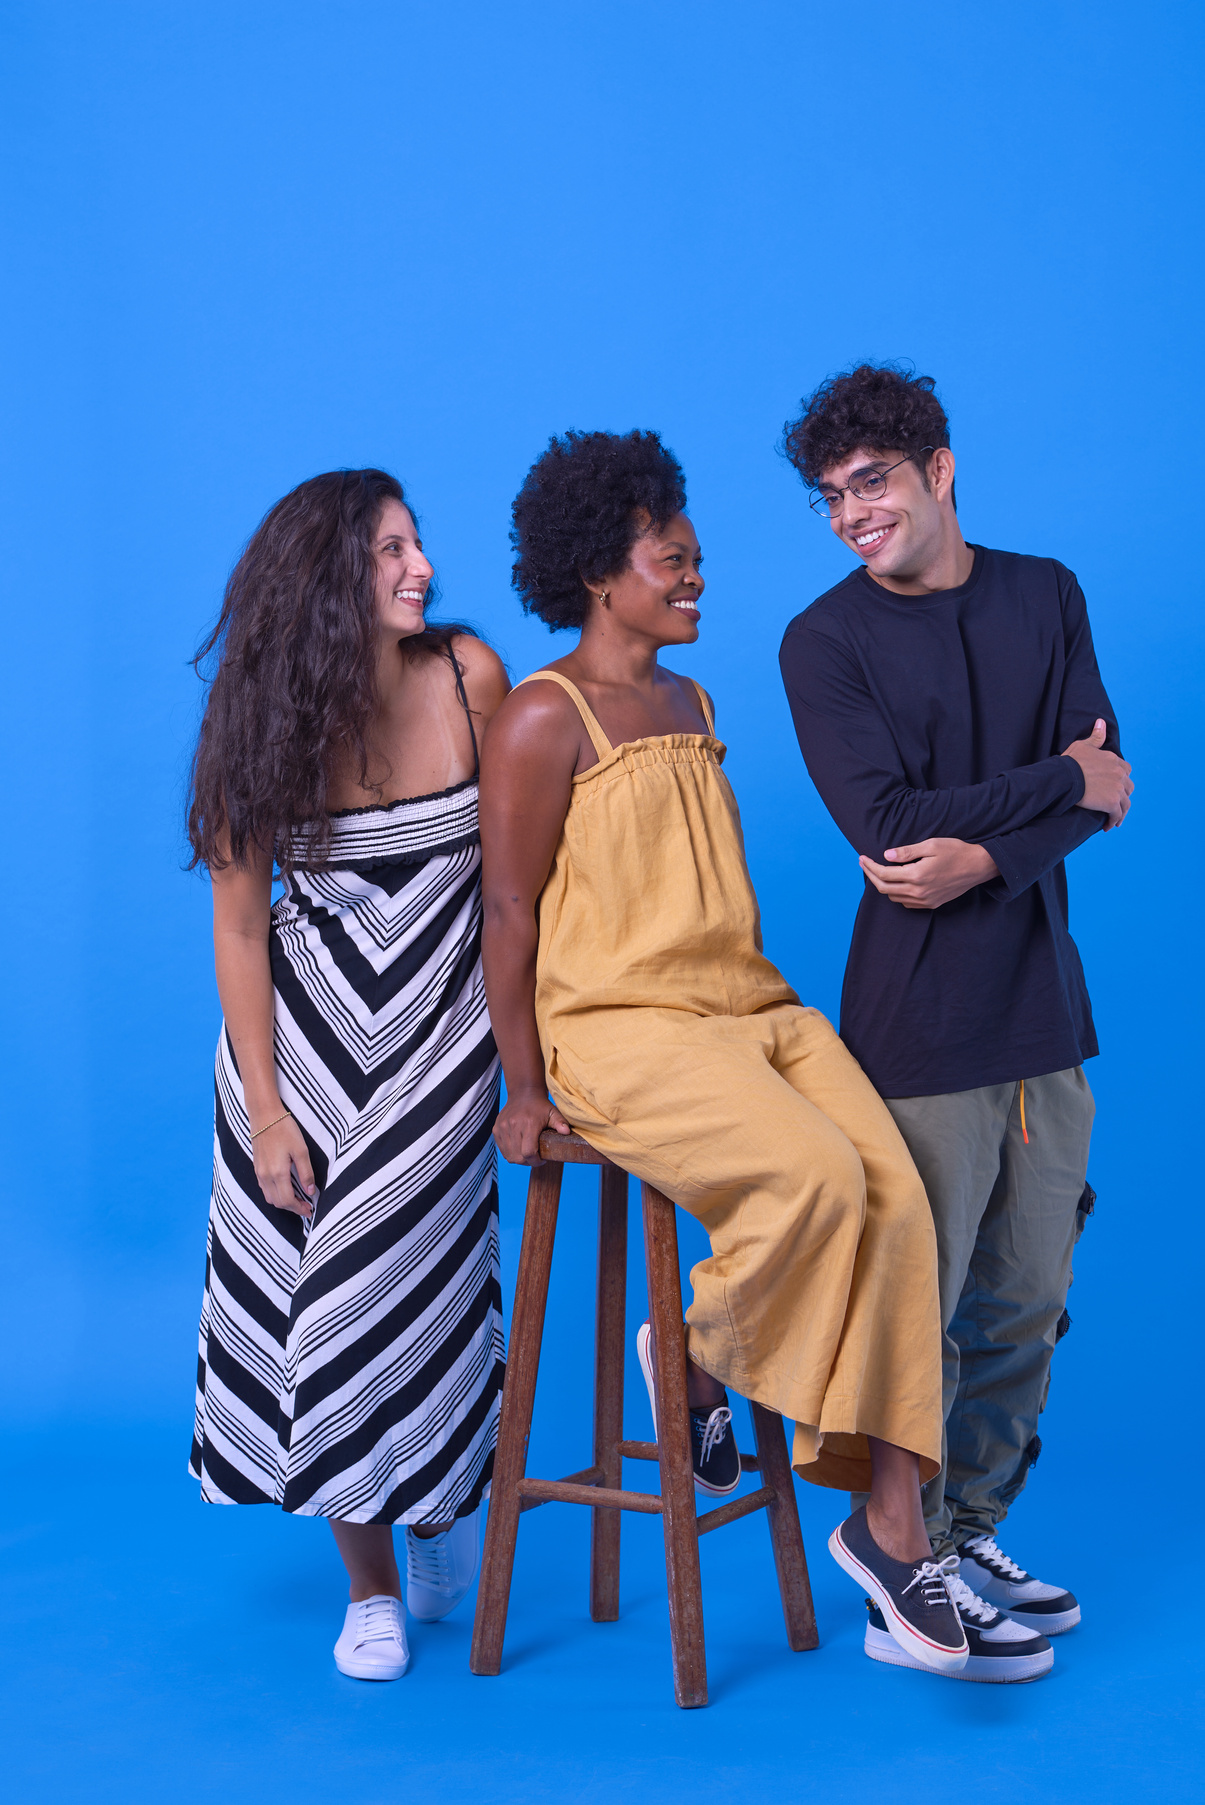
[618,1438,760,1475]
[695,1485,776,1537]
[516,1477,664,1514]
[517,1466,604,1511]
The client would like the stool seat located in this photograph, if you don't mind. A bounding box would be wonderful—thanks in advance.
[470,1125,818,1707]
[533,1128,615,1166]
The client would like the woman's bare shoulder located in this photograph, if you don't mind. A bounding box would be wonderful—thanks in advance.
[448,630,503,673]
[449,633,510,707]
[483,669,585,750]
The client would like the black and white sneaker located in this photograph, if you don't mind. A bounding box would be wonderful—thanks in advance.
[635,1321,741,1496]
[829,1506,968,1674]
[958,1533,1081,1635]
[865,1573,1054,1683]
[689,1401,741,1496]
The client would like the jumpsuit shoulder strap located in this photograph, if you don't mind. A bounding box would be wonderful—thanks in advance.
[515,670,614,760]
[443,639,480,777]
[689,679,716,735]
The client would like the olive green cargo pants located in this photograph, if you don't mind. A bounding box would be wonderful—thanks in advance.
[860,1067,1095,1558]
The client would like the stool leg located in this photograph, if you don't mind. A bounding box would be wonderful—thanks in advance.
[470,1161,563,1677]
[641,1182,708,1709]
[590,1164,628,1622]
[749,1401,820,1652]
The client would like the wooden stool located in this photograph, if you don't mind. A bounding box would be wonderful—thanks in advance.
[470,1129,819,1708]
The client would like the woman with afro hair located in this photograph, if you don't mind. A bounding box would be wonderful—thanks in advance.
[479,430,968,1675]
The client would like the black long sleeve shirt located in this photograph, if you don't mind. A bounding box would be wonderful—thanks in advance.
[778,545,1119,1098]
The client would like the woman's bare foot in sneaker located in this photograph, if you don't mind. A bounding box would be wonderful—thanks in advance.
[634,1321,741,1494]
[329,1520,408,1680]
[829,1439,967,1675]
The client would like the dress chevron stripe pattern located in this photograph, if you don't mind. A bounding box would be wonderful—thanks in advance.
[190,777,504,1525]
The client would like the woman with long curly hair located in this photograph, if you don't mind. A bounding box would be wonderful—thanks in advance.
[480,430,968,1678]
[188,468,509,1682]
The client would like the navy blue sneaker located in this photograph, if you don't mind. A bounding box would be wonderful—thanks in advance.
[636,1321,741,1496]
[688,1401,741,1496]
[865,1572,1053,1682]
[829,1506,968,1674]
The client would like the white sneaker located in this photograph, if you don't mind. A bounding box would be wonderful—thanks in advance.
[958,1532,1081,1635]
[333,1594,409,1680]
[404,1512,481,1622]
[865,1573,1054,1682]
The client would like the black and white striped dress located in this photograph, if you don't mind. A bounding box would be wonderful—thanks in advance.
[190,775,503,1526]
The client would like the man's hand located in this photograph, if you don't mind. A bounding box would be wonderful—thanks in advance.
[860,838,1000,910]
[493,1088,572,1166]
[1062,718,1133,829]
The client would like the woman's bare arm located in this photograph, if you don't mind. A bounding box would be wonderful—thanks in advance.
[211,845,317,1218]
[478,684,583,1164]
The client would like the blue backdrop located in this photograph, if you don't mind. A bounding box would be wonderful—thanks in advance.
[1,3,1201,1801]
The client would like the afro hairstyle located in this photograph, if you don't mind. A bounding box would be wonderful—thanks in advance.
[783,363,951,490]
[510,429,687,631]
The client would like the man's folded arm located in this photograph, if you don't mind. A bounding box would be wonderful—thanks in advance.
[778,625,1084,859]
[979,575,1121,898]
[980,807,1101,899]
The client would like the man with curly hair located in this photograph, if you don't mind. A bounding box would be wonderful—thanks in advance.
[778,363,1132,1683]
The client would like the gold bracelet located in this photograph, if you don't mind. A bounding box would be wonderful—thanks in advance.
[250,1110,292,1140]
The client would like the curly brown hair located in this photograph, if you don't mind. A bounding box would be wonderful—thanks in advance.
[187,468,472,874]
[783,362,951,489]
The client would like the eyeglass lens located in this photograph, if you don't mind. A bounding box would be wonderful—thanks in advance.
[812,471,889,515]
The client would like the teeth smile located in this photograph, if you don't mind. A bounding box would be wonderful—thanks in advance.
[396,590,424,601]
[855,528,889,548]
[669,599,699,611]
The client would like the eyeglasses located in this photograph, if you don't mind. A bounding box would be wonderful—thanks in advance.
[808,449,933,518]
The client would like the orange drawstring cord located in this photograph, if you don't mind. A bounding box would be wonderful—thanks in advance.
[1019,1078,1029,1144]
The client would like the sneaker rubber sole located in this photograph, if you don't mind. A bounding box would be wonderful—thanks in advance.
[334,1648,410,1680]
[864,1622,1052,1683]
[828,1521,969,1674]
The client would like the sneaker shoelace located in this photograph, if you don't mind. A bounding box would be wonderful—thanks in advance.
[408,1528,453,1591]
[945,1572,1002,1624]
[964,1534,1030,1581]
[902,1553,960,1610]
[693,1406,733,1464]
[355,1595,402,1646]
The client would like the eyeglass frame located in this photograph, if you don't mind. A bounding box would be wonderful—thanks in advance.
[808,447,935,518]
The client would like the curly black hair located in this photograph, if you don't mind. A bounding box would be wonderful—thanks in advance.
[783,362,951,489]
[511,429,687,631]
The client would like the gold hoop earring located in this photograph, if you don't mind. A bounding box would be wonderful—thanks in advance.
[599,590,610,608]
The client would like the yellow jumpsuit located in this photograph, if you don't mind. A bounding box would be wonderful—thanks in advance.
[522,670,942,1491]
